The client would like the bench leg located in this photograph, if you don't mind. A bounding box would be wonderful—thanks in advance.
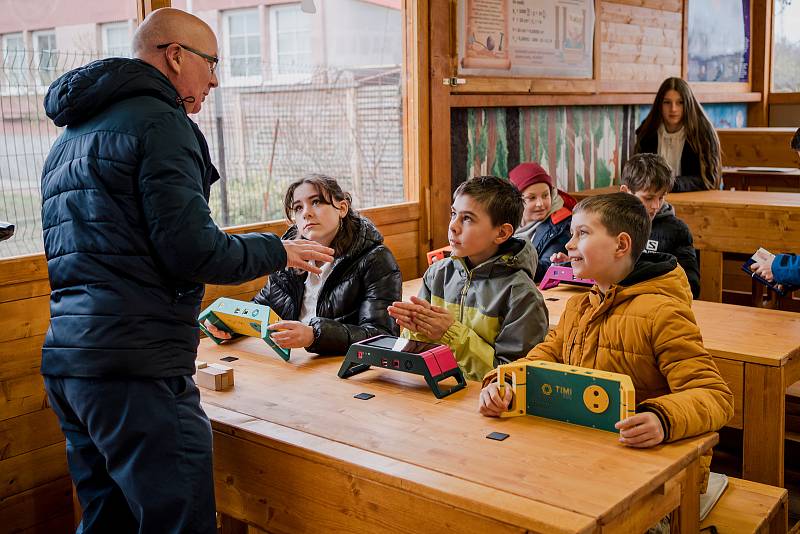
[742,364,785,487]
[699,251,723,302]
[672,459,700,534]
[766,495,788,534]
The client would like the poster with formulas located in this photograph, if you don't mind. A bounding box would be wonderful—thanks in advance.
[458,0,594,78]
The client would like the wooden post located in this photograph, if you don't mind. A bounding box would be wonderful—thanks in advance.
[403,0,430,276]
[748,0,772,126]
[137,0,171,24]
[429,0,453,251]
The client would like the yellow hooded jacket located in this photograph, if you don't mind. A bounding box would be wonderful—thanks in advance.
[484,252,734,490]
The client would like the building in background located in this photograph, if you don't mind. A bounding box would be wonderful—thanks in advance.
[0,0,404,257]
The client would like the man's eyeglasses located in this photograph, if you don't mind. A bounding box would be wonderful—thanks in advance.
[156,43,219,74]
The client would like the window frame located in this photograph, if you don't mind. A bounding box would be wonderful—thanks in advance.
[31,29,57,88]
[768,0,800,103]
[1,33,27,95]
[222,8,262,86]
[101,21,132,58]
[268,3,313,84]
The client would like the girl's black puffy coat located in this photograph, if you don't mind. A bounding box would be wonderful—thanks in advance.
[253,216,402,354]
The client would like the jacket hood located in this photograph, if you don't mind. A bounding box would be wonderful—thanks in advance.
[653,201,676,220]
[454,236,537,282]
[44,58,181,127]
[591,252,691,310]
[557,190,577,211]
[283,214,384,260]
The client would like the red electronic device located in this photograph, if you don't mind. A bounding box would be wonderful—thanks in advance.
[426,245,452,265]
[538,264,595,290]
[338,335,466,398]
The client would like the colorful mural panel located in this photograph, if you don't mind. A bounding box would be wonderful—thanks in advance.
[452,102,748,192]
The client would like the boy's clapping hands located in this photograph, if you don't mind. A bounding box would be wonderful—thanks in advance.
[388,296,455,340]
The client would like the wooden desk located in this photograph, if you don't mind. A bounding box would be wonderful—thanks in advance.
[570,187,800,303]
[414,272,799,489]
[722,167,800,192]
[199,338,716,533]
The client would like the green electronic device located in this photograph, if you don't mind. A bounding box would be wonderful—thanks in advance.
[198,297,290,361]
[497,360,635,433]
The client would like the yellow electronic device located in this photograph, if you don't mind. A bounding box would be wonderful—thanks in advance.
[198,297,290,361]
[497,360,635,432]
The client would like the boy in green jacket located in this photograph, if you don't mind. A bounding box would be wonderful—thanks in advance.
[389,176,549,381]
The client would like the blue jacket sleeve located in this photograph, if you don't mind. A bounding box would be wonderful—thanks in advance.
[138,114,287,285]
[772,254,800,286]
[535,229,569,282]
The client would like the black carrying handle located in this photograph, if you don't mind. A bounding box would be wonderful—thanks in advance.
[425,367,467,399]
[337,358,371,379]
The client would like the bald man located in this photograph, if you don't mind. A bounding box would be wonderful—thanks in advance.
[40,8,332,533]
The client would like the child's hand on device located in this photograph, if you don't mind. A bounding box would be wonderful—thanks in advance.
[750,255,775,282]
[479,381,514,417]
[203,320,232,340]
[268,321,314,349]
[615,412,665,448]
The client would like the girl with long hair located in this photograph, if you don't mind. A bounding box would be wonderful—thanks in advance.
[635,77,721,191]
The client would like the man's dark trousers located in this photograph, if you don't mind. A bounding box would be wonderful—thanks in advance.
[44,374,216,534]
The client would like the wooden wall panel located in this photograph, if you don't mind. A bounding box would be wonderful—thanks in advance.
[0,201,420,533]
[0,477,73,533]
[599,1,682,84]
[718,128,800,168]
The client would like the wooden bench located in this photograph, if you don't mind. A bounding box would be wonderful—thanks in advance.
[700,477,787,534]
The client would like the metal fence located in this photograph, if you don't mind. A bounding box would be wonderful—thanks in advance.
[0,49,405,257]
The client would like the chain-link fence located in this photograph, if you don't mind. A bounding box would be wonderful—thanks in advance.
[0,49,405,257]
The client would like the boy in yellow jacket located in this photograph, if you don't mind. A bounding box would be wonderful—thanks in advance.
[480,193,733,455]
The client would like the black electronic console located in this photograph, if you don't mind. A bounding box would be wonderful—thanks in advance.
[338,335,466,399]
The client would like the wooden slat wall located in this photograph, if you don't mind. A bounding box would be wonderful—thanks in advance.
[718,128,800,168]
[0,201,420,533]
[599,0,682,83]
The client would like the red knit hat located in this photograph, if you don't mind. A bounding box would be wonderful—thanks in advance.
[508,162,554,192]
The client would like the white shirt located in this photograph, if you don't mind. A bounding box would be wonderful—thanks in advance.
[657,124,686,178]
[298,261,335,324]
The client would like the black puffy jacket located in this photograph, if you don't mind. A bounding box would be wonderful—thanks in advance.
[253,216,401,354]
[637,129,713,192]
[646,203,701,299]
[41,58,287,378]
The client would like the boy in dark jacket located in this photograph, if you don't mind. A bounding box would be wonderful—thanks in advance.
[620,153,701,298]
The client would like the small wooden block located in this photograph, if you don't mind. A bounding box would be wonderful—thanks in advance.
[196,365,234,391]
[209,363,234,387]
[196,361,208,370]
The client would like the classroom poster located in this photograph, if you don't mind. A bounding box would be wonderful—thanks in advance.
[458,0,594,78]
[687,0,750,82]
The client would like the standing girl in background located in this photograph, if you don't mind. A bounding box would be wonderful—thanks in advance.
[205,174,402,354]
[635,77,722,192]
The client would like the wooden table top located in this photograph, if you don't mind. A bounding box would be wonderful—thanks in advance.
[199,338,717,533]
[570,186,800,209]
[402,279,800,367]
[723,167,800,177]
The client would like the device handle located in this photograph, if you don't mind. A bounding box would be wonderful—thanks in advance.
[498,364,524,418]
[337,357,372,379]
[425,368,467,399]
